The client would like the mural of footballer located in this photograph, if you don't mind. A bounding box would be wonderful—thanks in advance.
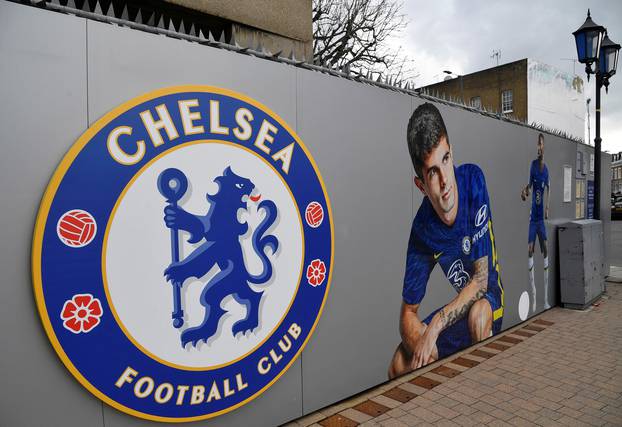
[521,133,550,313]
[388,103,504,379]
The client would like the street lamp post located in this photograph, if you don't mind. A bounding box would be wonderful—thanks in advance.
[573,10,620,220]
[586,98,591,144]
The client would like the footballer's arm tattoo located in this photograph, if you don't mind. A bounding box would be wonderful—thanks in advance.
[407,257,489,369]
[437,256,488,331]
[410,258,488,369]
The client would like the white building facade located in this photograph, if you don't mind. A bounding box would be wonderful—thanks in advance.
[527,59,585,141]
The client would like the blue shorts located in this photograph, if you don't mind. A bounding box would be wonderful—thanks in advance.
[423,295,503,359]
[528,220,547,244]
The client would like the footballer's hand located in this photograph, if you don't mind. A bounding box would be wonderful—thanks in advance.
[411,327,437,369]
[545,207,549,219]
[520,189,526,201]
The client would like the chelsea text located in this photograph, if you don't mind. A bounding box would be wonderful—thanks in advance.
[106,98,295,174]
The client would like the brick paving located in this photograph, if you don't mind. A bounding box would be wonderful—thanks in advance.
[286,275,622,426]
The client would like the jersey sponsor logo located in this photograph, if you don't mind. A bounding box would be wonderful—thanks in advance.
[472,221,489,245]
[447,259,471,291]
[32,86,334,422]
[474,204,488,228]
[462,236,471,255]
[535,189,542,205]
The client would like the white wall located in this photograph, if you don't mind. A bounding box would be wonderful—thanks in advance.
[527,59,585,140]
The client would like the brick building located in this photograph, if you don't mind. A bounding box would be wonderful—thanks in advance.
[418,59,585,140]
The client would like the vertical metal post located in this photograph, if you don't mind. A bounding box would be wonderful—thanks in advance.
[587,98,591,144]
[594,73,602,220]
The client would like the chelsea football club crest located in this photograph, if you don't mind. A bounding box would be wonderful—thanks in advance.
[32,86,334,422]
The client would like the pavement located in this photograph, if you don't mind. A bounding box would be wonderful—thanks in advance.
[285,268,622,427]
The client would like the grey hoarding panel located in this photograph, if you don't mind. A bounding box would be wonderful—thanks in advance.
[101,360,302,427]
[526,133,578,310]
[297,70,412,413]
[87,20,297,128]
[413,103,532,328]
[0,3,102,427]
[2,3,613,425]
[86,19,302,427]
[460,117,578,323]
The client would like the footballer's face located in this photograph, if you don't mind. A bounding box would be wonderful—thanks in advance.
[415,136,458,226]
[537,139,544,160]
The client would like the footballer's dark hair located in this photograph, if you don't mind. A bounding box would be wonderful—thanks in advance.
[538,133,545,144]
[406,102,449,178]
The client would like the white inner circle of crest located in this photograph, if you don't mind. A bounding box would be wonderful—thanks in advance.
[105,142,303,368]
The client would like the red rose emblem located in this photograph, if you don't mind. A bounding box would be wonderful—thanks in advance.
[306,259,326,287]
[60,294,103,334]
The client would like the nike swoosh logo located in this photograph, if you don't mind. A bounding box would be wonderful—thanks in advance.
[434,252,443,261]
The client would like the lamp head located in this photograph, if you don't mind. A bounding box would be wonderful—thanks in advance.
[573,9,606,73]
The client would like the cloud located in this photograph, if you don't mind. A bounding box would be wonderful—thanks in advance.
[395,0,622,153]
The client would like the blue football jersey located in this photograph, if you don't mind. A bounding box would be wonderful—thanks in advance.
[529,160,549,222]
[402,164,503,319]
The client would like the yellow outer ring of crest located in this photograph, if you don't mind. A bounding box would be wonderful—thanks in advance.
[31,85,335,423]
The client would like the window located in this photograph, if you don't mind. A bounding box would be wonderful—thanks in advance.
[563,165,572,202]
[576,151,584,175]
[576,178,585,219]
[501,90,513,113]
[470,96,481,109]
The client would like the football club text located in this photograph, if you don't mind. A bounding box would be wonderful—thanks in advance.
[114,323,301,406]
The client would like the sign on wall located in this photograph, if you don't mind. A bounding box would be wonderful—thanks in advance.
[587,180,594,219]
[32,86,334,422]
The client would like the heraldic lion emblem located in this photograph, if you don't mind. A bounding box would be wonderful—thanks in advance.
[159,166,279,347]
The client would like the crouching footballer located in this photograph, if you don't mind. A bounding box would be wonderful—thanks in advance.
[389,103,504,379]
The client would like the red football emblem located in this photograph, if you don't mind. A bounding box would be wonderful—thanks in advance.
[57,209,97,248]
[305,202,324,228]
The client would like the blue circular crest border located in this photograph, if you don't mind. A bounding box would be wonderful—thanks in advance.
[32,86,334,422]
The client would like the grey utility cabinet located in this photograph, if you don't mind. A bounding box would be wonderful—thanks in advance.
[558,220,604,309]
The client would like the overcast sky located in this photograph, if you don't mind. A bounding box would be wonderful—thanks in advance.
[392,0,622,153]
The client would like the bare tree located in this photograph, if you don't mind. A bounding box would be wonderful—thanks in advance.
[312,0,416,85]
